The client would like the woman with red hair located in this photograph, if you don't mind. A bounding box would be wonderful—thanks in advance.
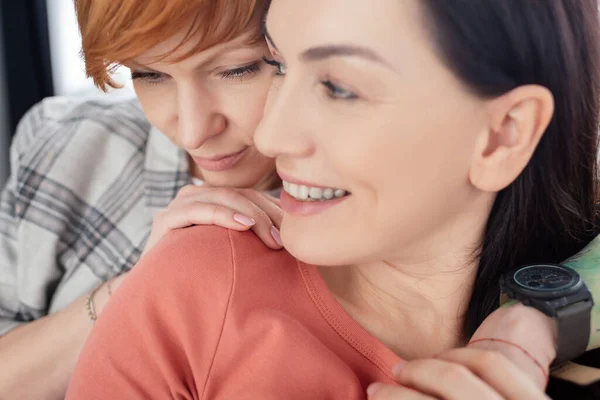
[0,1,284,398]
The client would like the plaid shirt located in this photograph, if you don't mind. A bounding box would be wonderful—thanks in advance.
[0,97,190,335]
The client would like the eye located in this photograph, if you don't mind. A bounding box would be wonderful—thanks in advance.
[262,57,287,76]
[220,62,262,80]
[131,71,167,85]
[321,80,358,100]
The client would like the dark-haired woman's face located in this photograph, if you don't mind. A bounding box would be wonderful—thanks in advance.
[255,0,512,267]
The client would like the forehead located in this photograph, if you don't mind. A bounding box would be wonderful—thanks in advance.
[130,28,264,67]
[265,0,428,66]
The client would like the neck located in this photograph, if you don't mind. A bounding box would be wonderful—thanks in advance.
[320,201,491,360]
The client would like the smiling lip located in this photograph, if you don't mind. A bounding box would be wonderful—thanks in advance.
[277,170,332,190]
[280,190,349,216]
[277,170,350,216]
[192,148,248,172]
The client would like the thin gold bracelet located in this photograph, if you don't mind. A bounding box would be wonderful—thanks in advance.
[84,285,102,323]
[106,276,117,297]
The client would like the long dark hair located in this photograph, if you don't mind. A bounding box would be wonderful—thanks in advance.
[421,0,600,338]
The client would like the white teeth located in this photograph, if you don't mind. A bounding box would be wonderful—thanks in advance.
[298,185,309,200]
[309,187,323,200]
[282,180,348,202]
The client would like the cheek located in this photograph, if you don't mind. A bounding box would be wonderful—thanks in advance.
[284,103,481,265]
[134,83,177,137]
[221,79,272,141]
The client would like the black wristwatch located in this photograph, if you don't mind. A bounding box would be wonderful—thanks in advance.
[500,264,594,366]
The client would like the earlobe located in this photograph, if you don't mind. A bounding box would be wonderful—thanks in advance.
[469,85,554,192]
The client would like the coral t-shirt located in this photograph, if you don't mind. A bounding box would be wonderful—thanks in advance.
[66,226,402,399]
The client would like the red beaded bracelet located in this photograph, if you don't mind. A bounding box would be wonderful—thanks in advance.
[467,338,549,382]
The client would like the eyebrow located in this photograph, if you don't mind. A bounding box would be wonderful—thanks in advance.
[301,45,386,65]
[262,20,390,69]
[127,35,267,73]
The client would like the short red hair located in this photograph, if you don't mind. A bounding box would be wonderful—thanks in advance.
[74,0,266,91]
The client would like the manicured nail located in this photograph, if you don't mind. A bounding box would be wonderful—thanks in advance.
[392,361,406,376]
[233,214,256,227]
[271,226,283,246]
[367,383,383,397]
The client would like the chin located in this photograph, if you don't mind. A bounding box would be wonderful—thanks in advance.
[201,169,261,189]
[281,222,356,267]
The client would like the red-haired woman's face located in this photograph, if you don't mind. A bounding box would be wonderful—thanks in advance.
[130,30,276,189]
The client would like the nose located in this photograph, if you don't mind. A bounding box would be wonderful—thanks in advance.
[254,78,314,159]
[177,84,227,150]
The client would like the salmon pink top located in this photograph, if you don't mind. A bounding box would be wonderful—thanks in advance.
[66,226,401,399]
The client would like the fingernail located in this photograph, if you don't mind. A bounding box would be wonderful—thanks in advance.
[392,360,406,376]
[233,214,256,227]
[271,226,283,246]
[367,383,383,397]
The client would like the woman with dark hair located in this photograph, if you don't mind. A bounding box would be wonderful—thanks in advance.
[67,0,599,398]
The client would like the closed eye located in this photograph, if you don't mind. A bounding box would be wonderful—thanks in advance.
[131,71,167,85]
[220,62,262,80]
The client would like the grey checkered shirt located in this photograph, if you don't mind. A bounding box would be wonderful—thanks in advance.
[0,97,190,335]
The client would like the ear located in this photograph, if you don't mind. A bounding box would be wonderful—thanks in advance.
[469,85,554,192]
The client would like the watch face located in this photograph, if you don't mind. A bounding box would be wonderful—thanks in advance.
[513,265,578,291]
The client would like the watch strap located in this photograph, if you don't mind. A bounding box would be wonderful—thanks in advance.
[553,300,592,366]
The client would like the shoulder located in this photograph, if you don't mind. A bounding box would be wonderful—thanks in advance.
[11,96,150,163]
[127,226,237,299]
[129,226,296,300]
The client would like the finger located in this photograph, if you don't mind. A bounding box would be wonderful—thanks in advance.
[237,189,284,229]
[173,188,283,249]
[156,203,255,234]
[263,193,281,207]
[393,359,503,400]
[175,186,284,230]
[435,348,549,400]
[367,383,437,400]
[175,184,204,198]
[143,205,253,255]
[202,189,283,249]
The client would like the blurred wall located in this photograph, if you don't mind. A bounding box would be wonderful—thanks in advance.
[46,0,133,98]
[0,6,10,188]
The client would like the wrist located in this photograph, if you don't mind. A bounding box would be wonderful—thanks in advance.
[467,337,549,386]
[470,303,557,389]
[478,303,557,365]
[500,263,593,363]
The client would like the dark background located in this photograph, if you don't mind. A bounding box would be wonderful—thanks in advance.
[0,0,54,187]
[1,0,54,136]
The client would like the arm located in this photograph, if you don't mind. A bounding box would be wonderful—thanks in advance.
[0,284,115,399]
[425,236,600,395]
[0,102,125,399]
[66,226,234,400]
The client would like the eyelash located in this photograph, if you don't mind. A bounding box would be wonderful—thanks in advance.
[262,57,287,76]
[262,57,358,101]
[220,62,262,79]
[321,80,358,100]
[131,71,165,85]
[130,62,263,85]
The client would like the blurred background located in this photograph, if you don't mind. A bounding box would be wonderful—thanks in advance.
[0,0,134,187]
